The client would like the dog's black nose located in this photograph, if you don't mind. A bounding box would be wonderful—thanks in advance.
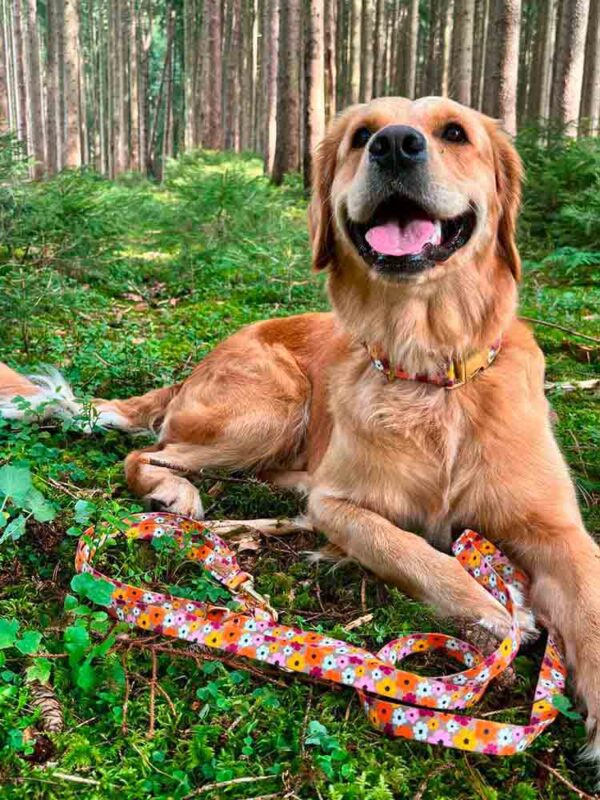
[369,125,427,169]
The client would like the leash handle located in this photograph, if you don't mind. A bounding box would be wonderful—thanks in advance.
[75,513,568,756]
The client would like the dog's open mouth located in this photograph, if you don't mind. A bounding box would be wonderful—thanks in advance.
[347,195,477,275]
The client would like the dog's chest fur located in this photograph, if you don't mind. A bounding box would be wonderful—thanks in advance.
[324,363,485,551]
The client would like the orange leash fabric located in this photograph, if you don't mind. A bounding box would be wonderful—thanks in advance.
[75,513,567,755]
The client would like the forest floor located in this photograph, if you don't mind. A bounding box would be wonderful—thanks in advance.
[0,144,598,799]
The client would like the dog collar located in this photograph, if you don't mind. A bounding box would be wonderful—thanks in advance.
[364,339,502,389]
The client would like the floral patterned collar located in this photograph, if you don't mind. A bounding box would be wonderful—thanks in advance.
[364,338,502,389]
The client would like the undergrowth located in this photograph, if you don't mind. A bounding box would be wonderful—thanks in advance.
[0,134,598,799]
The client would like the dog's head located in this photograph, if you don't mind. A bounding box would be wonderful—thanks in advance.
[309,96,522,285]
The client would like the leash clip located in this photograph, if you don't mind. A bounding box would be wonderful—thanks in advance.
[238,580,278,621]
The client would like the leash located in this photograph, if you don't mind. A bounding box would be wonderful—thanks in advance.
[75,513,568,755]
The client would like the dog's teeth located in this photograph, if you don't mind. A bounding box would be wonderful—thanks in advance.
[431,220,442,245]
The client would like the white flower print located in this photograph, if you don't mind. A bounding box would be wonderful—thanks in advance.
[342,668,355,685]
[392,708,407,726]
[437,696,451,709]
[256,645,269,660]
[447,720,460,733]
[497,729,513,746]
[413,721,429,741]
[416,682,431,698]
[463,652,475,667]
[178,625,189,637]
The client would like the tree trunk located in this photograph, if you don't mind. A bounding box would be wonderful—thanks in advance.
[549,0,590,133]
[324,0,336,118]
[0,1,10,132]
[348,0,361,103]
[12,0,28,153]
[63,0,82,168]
[129,0,140,169]
[304,0,326,188]
[482,0,521,135]
[441,0,454,96]
[359,0,374,101]
[403,0,419,97]
[262,0,278,173]
[372,0,385,96]
[46,0,60,173]
[471,0,488,108]
[224,0,241,150]
[450,0,475,105]
[580,0,600,134]
[183,0,194,150]
[272,0,301,184]
[425,0,441,94]
[526,0,556,123]
[201,0,222,149]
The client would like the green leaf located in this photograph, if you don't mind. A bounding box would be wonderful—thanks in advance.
[552,694,582,720]
[70,572,114,606]
[0,465,32,503]
[74,499,95,524]
[15,630,42,655]
[76,658,96,691]
[0,618,19,649]
[0,515,26,543]
[25,658,51,684]
[22,487,56,522]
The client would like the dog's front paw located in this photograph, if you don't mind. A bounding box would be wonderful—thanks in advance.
[145,476,204,519]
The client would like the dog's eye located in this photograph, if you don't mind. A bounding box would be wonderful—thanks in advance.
[441,123,468,144]
[351,127,373,149]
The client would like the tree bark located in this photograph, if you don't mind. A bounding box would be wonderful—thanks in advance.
[63,0,82,168]
[129,0,141,169]
[372,0,385,96]
[272,0,301,184]
[359,0,374,101]
[403,0,419,97]
[549,0,590,133]
[224,0,241,150]
[471,0,488,108]
[450,0,475,105]
[580,0,600,134]
[46,0,60,173]
[526,0,556,123]
[348,0,361,103]
[304,0,326,188]
[201,0,222,149]
[324,0,336,118]
[0,1,9,133]
[262,0,278,173]
[12,0,28,153]
[441,0,454,96]
[482,0,521,135]
[183,0,194,150]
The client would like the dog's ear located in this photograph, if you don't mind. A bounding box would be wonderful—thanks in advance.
[490,124,523,281]
[308,111,354,271]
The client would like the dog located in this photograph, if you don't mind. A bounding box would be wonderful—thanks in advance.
[2,96,599,763]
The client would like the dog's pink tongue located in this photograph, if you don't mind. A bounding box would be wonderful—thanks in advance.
[365,219,436,256]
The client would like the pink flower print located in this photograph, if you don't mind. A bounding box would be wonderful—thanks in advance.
[431,730,452,747]
[337,655,350,669]
[405,708,420,724]
[483,743,498,755]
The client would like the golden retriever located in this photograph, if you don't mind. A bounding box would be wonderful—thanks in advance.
[2,96,599,762]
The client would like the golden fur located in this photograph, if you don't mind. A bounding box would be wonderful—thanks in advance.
[2,97,599,761]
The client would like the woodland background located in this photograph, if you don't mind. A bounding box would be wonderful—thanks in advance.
[1,0,599,185]
[0,1,599,799]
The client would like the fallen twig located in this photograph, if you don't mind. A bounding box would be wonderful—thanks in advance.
[121,651,130,734]
[412,764,453,800]
[147,648,157,738]
[530,756,599,800]
[184,774,276,797]
[545,378,599,394]
[343,613,373,632]
[520,315,600,345]
[50,772,101,787]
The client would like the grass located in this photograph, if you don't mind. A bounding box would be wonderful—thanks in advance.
[0,145,598,799]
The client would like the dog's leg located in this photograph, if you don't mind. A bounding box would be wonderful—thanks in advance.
[308,488,515,637]
[512,524,600,767]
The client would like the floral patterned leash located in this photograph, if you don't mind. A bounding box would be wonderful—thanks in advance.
[75,513,568,755]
